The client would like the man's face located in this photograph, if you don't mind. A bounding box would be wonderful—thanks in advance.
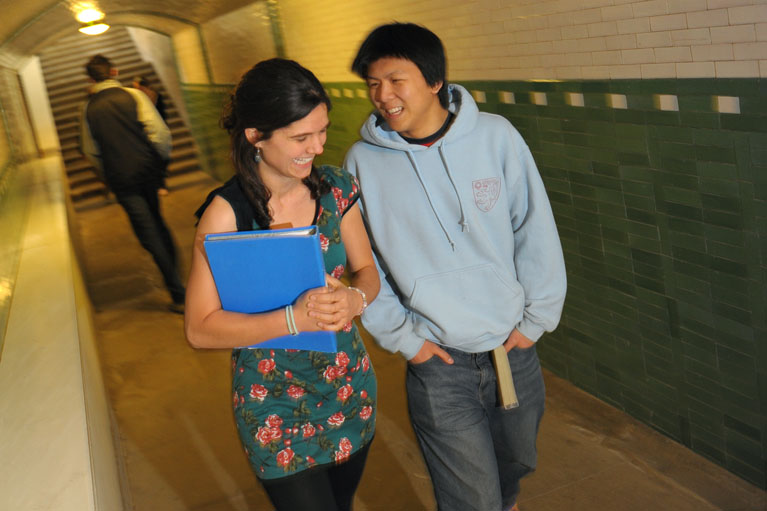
[365,57,444,140]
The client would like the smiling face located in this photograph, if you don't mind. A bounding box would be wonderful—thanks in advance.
[247,103,329,184]
[365,57,447,140]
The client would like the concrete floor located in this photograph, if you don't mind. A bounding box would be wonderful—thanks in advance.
[75,170,766,511]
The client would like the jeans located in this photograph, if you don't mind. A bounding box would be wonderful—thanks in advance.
[406,344,545,511]
[115,182,185,303]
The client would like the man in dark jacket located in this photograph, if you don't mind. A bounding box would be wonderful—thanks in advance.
[81,54,185,312]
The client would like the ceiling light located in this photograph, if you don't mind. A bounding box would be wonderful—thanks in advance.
[79,22,110,35]
[76,8,104,23]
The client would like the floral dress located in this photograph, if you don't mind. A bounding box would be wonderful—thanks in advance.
[198,165,377,481]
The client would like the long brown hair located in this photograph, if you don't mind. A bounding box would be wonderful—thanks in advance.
[221,58,331,229]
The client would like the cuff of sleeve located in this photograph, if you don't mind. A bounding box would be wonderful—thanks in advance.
[400,338,426,361]
[516,319,546,343]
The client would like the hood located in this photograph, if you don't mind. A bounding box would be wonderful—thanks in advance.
[358,84,480,250]
[359,84,479,150]
[89,79,123,95]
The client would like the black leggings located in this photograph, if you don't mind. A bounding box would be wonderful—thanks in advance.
[260,440,372,511]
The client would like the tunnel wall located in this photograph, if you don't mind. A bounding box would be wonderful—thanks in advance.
[152,0,767,488]
[0,64,36,357]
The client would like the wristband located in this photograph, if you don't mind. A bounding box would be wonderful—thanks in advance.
[285,305,299,336]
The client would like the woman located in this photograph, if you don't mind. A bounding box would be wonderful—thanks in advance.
[185,58,380,511]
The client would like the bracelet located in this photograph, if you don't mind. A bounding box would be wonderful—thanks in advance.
[348,287,368,316]
[285,305,299,336]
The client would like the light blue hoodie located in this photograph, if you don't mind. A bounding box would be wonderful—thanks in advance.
[344,84,566,360]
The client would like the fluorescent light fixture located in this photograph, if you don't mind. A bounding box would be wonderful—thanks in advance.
[79,22,110,35]
[76,8,104,23]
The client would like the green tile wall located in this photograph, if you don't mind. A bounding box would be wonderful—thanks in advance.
[181,83,235,182]
[187,78,767,488]
[326,79,767,489]
[181,83,372,181]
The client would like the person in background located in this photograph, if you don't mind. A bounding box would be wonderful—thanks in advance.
[344,22,567,511]
[184,58,379,511]
[132,75,170,196]
[81,54,185,313]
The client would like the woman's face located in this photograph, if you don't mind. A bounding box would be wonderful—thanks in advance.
[252,103,329,183]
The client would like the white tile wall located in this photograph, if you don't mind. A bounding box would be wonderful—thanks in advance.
[716,59,760,76]
[650,13,688,31]
[224,0,767,83]
[757,23,767,40]
[606,34,640,49]
[713,24,758,43]
[687,9,730,28]
[633,0,670,18]
[668,0,708,14]
[656,93,680,111]
[656,46,694,62]
[609,93,629,108]
[672,28,713,45]
[677,60,716,76]
[728,4,767,24]
[707,0,755,9]
[691,43,735,60]
[715,95,741,113]
[733,41,767,59]
[638,31,674,47]
[643,62,678,76]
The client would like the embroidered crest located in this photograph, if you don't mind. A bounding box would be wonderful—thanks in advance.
[472,178,501,212]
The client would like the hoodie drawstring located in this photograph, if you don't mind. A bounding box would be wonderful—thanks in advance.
[439,145,470,234]
[405,150,456,251]
[405,145,470,251]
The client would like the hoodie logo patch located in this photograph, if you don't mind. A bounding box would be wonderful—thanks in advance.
[472,178,501,212]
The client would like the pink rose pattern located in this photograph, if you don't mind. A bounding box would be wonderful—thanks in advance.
[231,167,375,480]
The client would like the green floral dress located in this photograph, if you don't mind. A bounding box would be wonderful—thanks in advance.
[198,165,377,481]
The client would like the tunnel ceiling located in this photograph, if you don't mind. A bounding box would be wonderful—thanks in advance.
[0,0,258,60]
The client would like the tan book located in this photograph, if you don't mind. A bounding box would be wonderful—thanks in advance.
[491,345,519,409]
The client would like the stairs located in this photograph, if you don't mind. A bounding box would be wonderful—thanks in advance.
[39,26,202,209]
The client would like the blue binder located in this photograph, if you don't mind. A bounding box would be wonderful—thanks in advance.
[204,226,337,352]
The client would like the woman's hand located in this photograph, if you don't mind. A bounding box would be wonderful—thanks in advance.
[291,285,329,333]
[303,274,363,331]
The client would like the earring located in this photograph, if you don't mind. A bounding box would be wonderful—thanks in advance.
[254,147,262,163]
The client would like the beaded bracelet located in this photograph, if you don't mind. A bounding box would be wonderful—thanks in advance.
[348,287,368,316]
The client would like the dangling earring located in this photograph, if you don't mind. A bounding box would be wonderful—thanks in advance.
[254,146,262,164]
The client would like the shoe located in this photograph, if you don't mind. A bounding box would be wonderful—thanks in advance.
[168,302,185,314]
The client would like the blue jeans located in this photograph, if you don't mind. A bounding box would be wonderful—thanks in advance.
[406,345,545,511]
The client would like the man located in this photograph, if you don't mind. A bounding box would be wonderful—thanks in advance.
[344,23,567,511]
[81,55,185,312]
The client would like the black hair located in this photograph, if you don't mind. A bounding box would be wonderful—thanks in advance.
[85,54,112,82]
[351,22,448,108]
[220,58,331,229]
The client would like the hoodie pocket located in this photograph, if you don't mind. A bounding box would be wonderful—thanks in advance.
[408,264,523,343]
